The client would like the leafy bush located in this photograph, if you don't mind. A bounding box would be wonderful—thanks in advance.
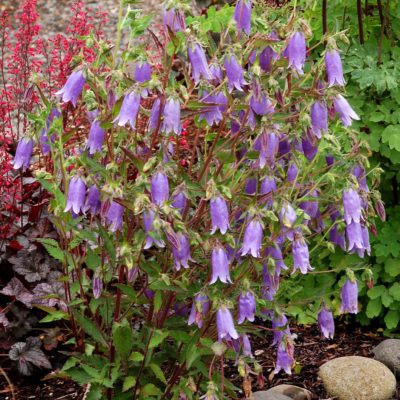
[15,0,381,398]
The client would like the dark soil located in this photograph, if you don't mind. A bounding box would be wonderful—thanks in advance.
[1,322,398,400]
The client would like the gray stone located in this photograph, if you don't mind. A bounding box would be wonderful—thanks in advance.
[319,356,396,400]
[251,391,292,400]
[265,384,312,400]
[373,339,400,376]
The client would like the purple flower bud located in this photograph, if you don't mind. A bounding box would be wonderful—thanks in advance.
[302,129,318,161]
[127,267,138,283]
[274,339,294,375]
[311,101,327,138]
[340,279,358,314]
[83,185,101,215]
[210,63,223,83]
[143,210,165,249]
[171,232,193,270]
[325,50,345,86]
[56,69,85,107]
[238,291,256,324]
[216,306,239,341]
[114,92,141,129]
[199,91,227,126]
[260,177,277,208]
[106,201,124,232]
[292,234,313,274]
[65,176,86,214]
[92,274,103,299]
[210,196,230,235]
[334,95,360,126]
[134,62,151,83]
[188,293,210,328]
[87,120,105,155]
[280,202,297,228]
[13,137,33,171]
[250,92,274,116]
[163,8,186,33]
[343,188,362,225]
[278,133,291,156]
[242,334,253,358]
[162,98,181,134]
[149,98,162,131]
[234,0,252,35]
[287,162,298,182]
[375,199,386,221]
[259,45,278,72]
[188,43,212,84]
[172,191,187,214]
[254,131,279,168]
[210,246,232,284]
[299,189,319,219]
[326,155,334,166]
[272,313,290,345]
[107,90,116,111]
[330,225,346,251]
[245,178,257,195]
[239,219,263,258]
[224,55,246,92]
[318,307,335,339]
[151,172,169,206]
[284,32,306,75]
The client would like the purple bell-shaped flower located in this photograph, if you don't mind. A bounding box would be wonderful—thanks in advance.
[148,98,162,131]
[170,232,193,270]
[199,91,227,126]
[143,210,165,249]
[224,54,246,92]
[284,32,306,75]
[343,188,362,225]
[325,50,345,86]
[334,95,360,127]
[292,233,313,274]
[188,293,210,328]
[188,43,212,84]
[56,69,85,107]
[259,43,279,72]
[87,120,105,155]
[311,101,328,138]
[216,306,239,341]
[260,176,277,208]
[134,62,151,83]
[83,185,101,215]
[318,306,335,339]
[234,0,252,35]
[13,137,34,171]
[162,98,181,134]
[238,291,256,324]
[210,196,230,235]
[106,201,124,232]
[274,338,294,375]
[279,202,297,228]
[114,92,141,129]
[340,279,358,314]
[163,8,186,33]
[254,131,279,168]
[210,246,232,284]
[92,273,103,299]
[151,172,169,206]
[239,218,263,258]
[250,91,274,116]
[272,313,291,345]
[65,176,86,214]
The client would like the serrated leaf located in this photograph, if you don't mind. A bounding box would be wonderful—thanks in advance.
[123,376,136,392]
[367,285,385,299]
[384,258,400,277]
[381,124,400,151]
[149,330,169,349]
[73,310,107,348]
[154,291,162,312]
[366,297,382,319]
[150,363,167,384]
[141,383,162,397]
[388,282,400,301]
[113,319,133,359]
[129,352,144,362]
[40,310,69,323]
[384,310,400,330]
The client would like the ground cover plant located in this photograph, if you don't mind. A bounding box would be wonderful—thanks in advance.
[4,0,386,398]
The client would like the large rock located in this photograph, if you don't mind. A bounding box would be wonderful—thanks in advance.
[265,385,312,400]
[251,391,291,400]
[372,339,400,376]
[319,356,396,400]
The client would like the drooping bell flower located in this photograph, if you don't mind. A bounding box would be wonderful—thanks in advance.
[143,210,165,249]
[302,129,318,161]
[216,306,239,341]
[199,91,227,126]
[278,132,291,156]
[260,176,277,208]
[224,54,246,92]
[254,131,279,168]
[172,191,187,215]
[333,95,360,127]
[330,224,346,251]
[284,32,306,75]
[311,101,328,138]
[114,92,141,129]
[279,202,297,228]
[56,69,85,107]
[259,44,278,72]
[148,98,162,131]
[299,189,319,219]
[92,273,103,299]
[287,162,298,182]
[250,90,274,116]
[87,120,105,155]
[210,246,232,284]
[13,137,33,171]
[188,43,212,84]
[162,98,181,134]
[83,185,101,215]
[272,313,291,345]
[170,232,193,270]
[210,63,223,84]
[238,291,256,323]
[245,178,257,195]
[326,154,334,167]
[188,293,210,328]
[359,225,371,257]
[163,8,186,33]
[292,233,313,274]
[106,201,124,232]
[151,172,169,206]
[352,165,369,192]
[210,196,230,235]
[65,176,86,214]
[134,62,151,83]
[274,338,295,375]
[242,334,253,358]
[318,306,335,339]
[340,279,358,314]
[239,218,263,258]
[265,245,288,276]
[343,188,362,225]
[346,221,369,257]
[325,50,345,86]
[234,0,252,35]
[262,267,277,301]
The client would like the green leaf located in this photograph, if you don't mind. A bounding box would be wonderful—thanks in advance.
[149,330,169,349]
[141,383,162,397]
[40,310,69,323]
[154,291,162,312]
[384,310,400,330]
[367,285,385,299]
[86,248,101,270]
[37,238,66,263]
[73,310,107,348]
[366,297,382,319]
[122,376,136,392]
[381,124,400,151]
[129,352,144,362]
[389,283,400,301]
[150,363,167,384]
[384,258,400,277]
[381,291,393,308]
[113,319,133,359]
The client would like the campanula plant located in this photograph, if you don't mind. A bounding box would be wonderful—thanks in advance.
[29,0,383,398]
